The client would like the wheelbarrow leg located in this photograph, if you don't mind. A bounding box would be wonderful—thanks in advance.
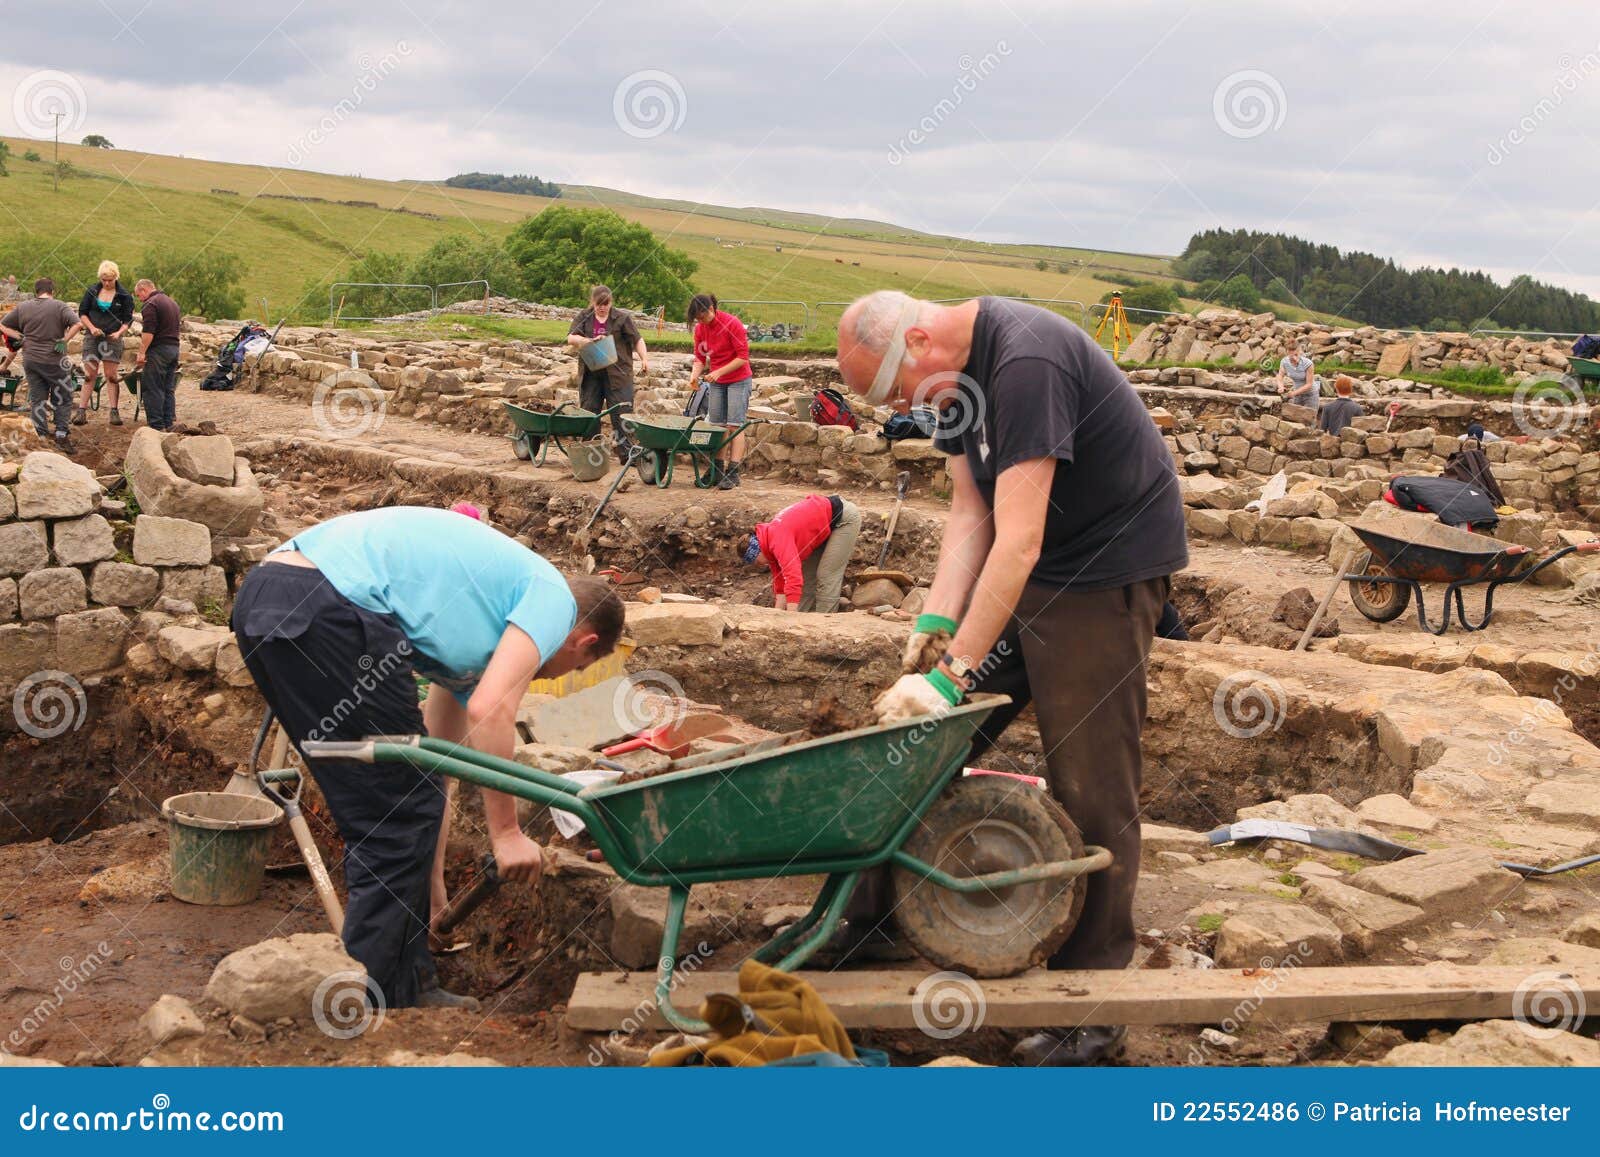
[1410,581,1452,635]
[653,884,711,1034]
[749,872,855,966]
[584,447,641,531]
[770,871,861,971]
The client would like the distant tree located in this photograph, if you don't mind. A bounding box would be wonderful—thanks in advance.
[405,235,527,301]
[1172,248,1219,280]
[445,172,561,198]
[1263,277,1293,303]
[0,141,8,177]
[138,246,247,319]
[1101,280,1181,314]
[81,134,114,149]
[1214,274,1262,312]
[1034,258,1048,271]
[1195,279,1221,300]
[504,206,696,313]
[22,149,40,162]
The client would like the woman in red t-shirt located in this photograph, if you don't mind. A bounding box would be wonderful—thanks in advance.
[687,293,752,489]
[737,493,862,612]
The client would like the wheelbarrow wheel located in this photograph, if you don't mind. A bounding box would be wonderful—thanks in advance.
[512,433,537,461]
[890,776,1086,979]
[635,449,670,486]
[1346,550,1411,623]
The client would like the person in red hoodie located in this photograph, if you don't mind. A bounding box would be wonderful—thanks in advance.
[687,293,752,489]
[738,493,861,612]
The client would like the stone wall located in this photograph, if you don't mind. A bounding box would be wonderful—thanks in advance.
[0,452,261,701]
[1126,307,1581,381]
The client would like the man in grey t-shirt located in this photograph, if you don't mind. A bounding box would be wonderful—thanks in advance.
[0,279,84,450]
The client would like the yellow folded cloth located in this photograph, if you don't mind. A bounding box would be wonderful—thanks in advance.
[647,959,857,1067]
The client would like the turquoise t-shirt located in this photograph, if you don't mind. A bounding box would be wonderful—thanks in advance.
[280,507,577,704]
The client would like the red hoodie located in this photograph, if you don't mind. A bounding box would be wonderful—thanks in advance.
[756,495,835,602]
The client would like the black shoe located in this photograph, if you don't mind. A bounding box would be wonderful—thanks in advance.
[1012,1024,1127,1067]
[71,406,87,426]
[415,984,481,1012]
[716,463,742,490]
[54,433,76,455]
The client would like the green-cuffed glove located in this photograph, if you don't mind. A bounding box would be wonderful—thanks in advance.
[902,612,957,675]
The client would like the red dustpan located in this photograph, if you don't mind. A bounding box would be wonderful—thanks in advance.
[600,713,735,759]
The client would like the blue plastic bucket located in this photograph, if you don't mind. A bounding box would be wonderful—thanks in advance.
[580,335,619,371]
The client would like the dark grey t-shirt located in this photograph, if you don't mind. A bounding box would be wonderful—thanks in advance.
[6,296,79,364]
[933,298,1188,590]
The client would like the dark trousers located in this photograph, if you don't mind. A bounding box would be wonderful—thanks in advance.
[143,343,180,430]
[231,563,443,1008]
[24,358,72,436]
[579,370,634,442]
[969,576,1168,969]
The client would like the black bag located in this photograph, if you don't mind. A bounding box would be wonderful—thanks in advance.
[882,406,938,441]
[1442,444,1505,508]
[1388,475,1499,531]
[1572,334,1600,359]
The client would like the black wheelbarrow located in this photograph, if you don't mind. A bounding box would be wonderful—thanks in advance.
[1346,521,1599,634]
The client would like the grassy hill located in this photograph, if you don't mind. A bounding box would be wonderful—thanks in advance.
[0,137,1346,328]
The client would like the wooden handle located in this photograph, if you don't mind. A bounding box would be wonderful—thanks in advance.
[289,812,343,934]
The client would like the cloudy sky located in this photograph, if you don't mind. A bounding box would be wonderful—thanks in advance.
[4,1,1599,296]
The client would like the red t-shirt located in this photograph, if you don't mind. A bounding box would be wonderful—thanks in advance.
[693,311,750,381]
[755,494,835,601]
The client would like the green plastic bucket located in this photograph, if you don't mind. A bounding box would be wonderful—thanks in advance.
[162,791,283,906]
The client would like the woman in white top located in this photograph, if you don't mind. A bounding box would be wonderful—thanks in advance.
[1276,338,1318,407]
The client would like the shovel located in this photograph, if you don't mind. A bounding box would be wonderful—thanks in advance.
[229,710,345,934]
[876,471,910,568]
[600,713,735,759]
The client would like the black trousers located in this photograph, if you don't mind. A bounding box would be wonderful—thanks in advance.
[143,343,179,430]
[579,369,634,441]
[231,563,443,1008]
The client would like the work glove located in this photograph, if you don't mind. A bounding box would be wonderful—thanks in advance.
[873,670,963,725]
[901,613,957,675]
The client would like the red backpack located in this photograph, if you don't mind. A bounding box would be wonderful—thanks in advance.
[810,387,859,430]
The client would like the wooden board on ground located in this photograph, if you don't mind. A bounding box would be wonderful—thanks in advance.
[566,966,1600,1031]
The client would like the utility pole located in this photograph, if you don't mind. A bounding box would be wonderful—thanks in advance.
[52,111,63,192]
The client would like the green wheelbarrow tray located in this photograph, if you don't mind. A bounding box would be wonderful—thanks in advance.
[621,412,756,489]
[1565,355,1600,389]
[503,400,621,467]
[301,694,1111,1033]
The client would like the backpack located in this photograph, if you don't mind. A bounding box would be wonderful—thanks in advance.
[1572,334,1600,359]
[882,406,938,441]
[809,387,858,430]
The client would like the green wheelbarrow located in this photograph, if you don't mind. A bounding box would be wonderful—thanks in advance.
[582,412,758,530]
[301,694,1109,1033]
[503,400,622,467]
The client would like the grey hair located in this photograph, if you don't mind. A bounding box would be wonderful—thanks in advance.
[135,278,156,292]
[848,290,924,353]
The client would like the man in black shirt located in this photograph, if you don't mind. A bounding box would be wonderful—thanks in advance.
[134,279,182,431]
[839,291,1187,1066]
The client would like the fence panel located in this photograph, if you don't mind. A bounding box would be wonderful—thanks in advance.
[718,300,812,343]
[433,281,492,314]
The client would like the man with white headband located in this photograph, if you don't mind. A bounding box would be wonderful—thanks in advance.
[836,291,1187,1067]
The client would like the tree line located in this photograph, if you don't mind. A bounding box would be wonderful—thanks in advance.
[444,172,562,198]
[1175,228,1600,334]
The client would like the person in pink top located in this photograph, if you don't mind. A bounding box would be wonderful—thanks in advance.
[738,493,861,612]
[687,293,752,489]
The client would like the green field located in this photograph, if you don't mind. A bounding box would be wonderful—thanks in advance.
[0,137,1350,327]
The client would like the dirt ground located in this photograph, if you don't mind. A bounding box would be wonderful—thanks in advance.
[3,372,1597,1069]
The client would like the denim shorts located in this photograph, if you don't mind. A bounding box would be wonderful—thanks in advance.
[706,376,752,425]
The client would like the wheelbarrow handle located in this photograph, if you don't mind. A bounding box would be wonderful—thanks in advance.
[301,735,422,763]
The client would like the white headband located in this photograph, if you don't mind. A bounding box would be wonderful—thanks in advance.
[864,299,922,404]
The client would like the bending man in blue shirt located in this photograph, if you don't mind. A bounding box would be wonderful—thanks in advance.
[231,507,625,1010]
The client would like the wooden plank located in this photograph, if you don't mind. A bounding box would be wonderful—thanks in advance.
[565,966,1600,1032]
